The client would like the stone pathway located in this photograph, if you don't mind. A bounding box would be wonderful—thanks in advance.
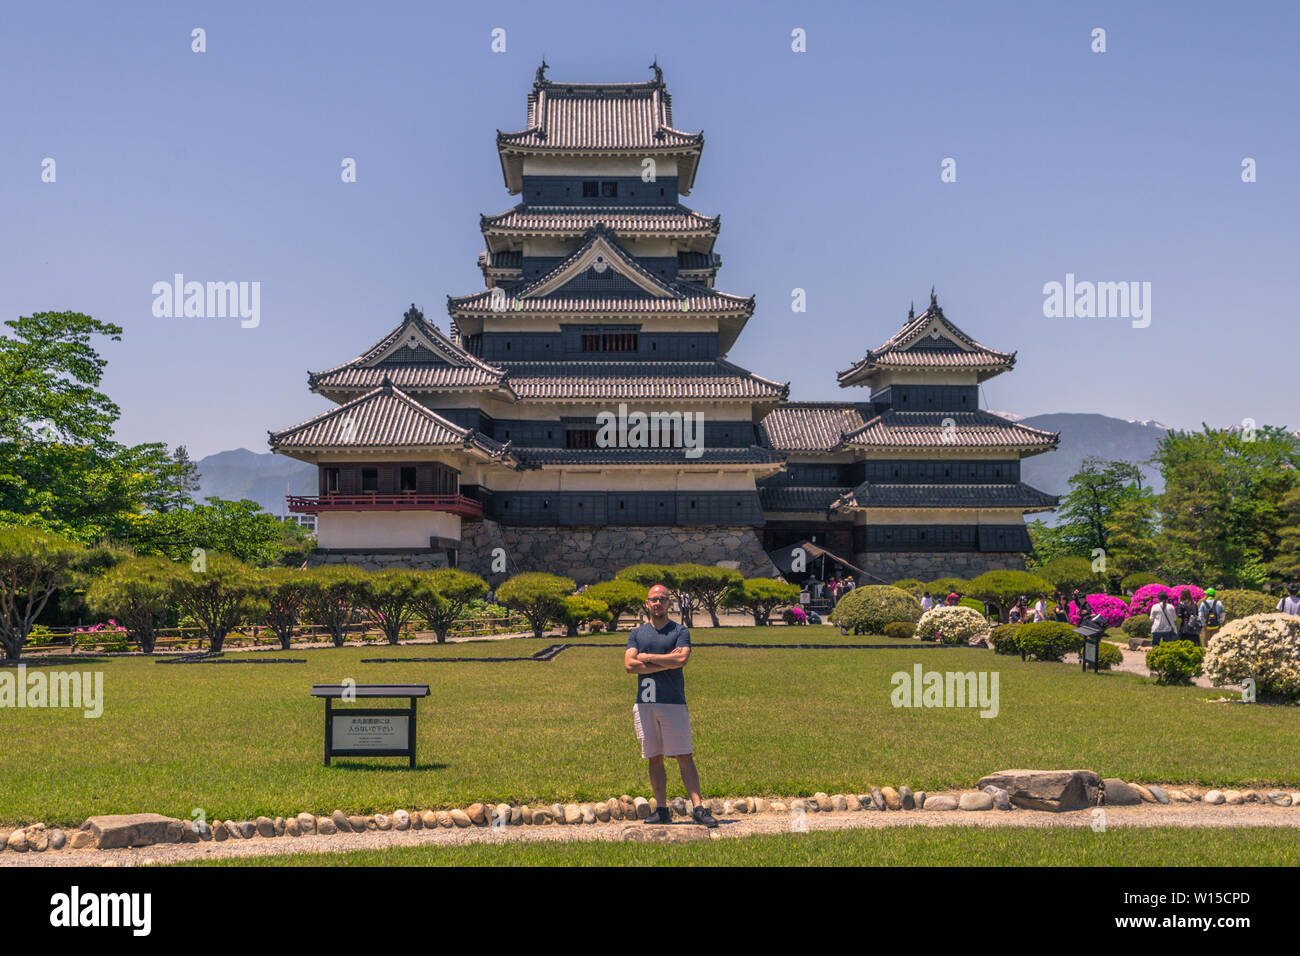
[4,803,1297,867]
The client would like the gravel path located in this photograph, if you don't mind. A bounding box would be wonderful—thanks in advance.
[4,802,1297,867]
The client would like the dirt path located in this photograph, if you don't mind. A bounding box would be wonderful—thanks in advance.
[4,803,1296,867]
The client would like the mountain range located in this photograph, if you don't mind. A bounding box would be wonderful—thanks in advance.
[193,412,1172,519]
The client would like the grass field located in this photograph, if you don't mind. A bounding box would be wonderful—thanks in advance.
[173,826,1300,867]
[2,625,1295,828]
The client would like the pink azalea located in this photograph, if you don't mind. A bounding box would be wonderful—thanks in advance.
[1068,593,1128,627]
[1127,584,1206,617]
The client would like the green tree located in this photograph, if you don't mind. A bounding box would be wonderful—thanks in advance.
[584,579,646,633]
[559,595,609,637]
[1103,493,1160,579]
[721,578,800,626]
[496,572,575,639]
[0,526,84,659]
[85,556,175,653]
[129,498,312,567]
[256,567,311,650]
[357,570,425,645]
[966,570,1053,622]
[169,553,260,654]
[1056,458,1147,557]
[1269,487,1300,584]
[669,563,742,628]
[412,568,488,643]
[1035,556,1098,596]
[299,565,368,647]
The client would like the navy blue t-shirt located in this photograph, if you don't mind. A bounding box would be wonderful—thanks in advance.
[627,619,691,705]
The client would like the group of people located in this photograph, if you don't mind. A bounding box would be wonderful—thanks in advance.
[809,576,856,604]
[1148,582,1300,646]
[919,589,970,612]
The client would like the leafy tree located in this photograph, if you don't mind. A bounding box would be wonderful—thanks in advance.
[0,526,84,659]
[1267,487,1300,584]
[496,572,575,639]
[722,578,800,626]
[615,563,682,622]
[85,556,175,653]
[1056,458,1147,557]
[1024,520,1072,570]
[128,498,312,567]
[169,553,260,654]
[584,579,646,633]
[1035,556,1099,597]
[966,570,1053,622]
[357,570,425,645]
[299,565,368,647]
[413,568,488,643]
[1103,493,1160,578]
[256,567,311,650]
[668,563,742,628]
[559,595,609,637]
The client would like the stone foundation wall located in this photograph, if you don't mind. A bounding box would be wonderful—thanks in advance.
[306,550,450,571]
[853,551,1026,584]
[459,520,781,585]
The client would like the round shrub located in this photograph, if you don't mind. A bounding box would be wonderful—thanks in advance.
[1014,622,1082,662]
[830,585,921,635]
[1121,572,1164,593]
[1068,593,1128,628]
[926,577,969,597]
[1096,641,1125,670]
[1202,613,1300,702]
[990,623,1020,655]
[1216,589,1275,621]
[1128,583,1206,617]
[882,621,917,639]
[1145,640,1205,686]
[1121,614,1153,642]
[959,596,987,615]
[915,605,990,644]
[1037,556,1098,595]
[891,578,925,596]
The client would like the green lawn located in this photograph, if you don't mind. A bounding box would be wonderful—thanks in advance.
[2,625,1295,828]
[174,826,1300,867]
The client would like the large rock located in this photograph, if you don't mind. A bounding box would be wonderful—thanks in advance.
[393,809,411,831]
[898,786,915,811]
[983,786,1012,811]
[449,810,472,828]
[925,795,958,811]
[316,816,337,835]
[7,829,28,852]
[436,811,452,828]
[238,821,256,839]
[914,792,926,809]
[580,804,596,824]
[255,816,275,838]
[1102,779,1143,806]
[564,804,583,825]
[421,811,439,829]
[1204,790,1226,805]
[285,818,301,837]
[595,802,611,822]
[410,810,423,830]
[297,812,316,834]
[1148,785,1170,805]
[531,808,554,825]
[467,803,486,825]
[69,829,95,849]
[1167,790,1192,803]
[1223,790,1244,805]
[78,814,185,850]
[870,788,885,811]
[26,825,49,852]
[347,815,367,832]
[49,828,67,850]
[1267,791,1292,807]
[881,787,902,811]
[959,792,993,811]
[633,797,651,819]
[332,810,351,832]
[976,770,1102,812]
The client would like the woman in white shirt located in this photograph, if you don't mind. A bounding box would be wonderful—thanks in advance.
[1150,595,1179,645]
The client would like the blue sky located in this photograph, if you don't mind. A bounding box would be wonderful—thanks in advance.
[2,0,1297,458]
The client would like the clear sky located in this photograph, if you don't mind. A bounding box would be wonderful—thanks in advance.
[3,0,1296,458]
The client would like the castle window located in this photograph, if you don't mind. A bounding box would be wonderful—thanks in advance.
[400,467,417,492]
[361,468,378,492]
[601,181,618,198]
[324,468,339,493]
[566,429,598,449]
[582,181,598,197]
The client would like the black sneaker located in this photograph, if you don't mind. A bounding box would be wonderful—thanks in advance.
[643,807,672,825]
[692,804,719,828]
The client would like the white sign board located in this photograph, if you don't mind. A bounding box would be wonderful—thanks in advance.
[331,714,410,751]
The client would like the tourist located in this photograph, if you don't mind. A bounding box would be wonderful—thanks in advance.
[1052,596,1070,623]
[945,590,960,606]
[1008,603,1022,624]
[1198,588,1226,644]
[1177,589,1203,645]
[1277,584,1300,615]
[624,584,718,828]
[1033,594,1048,623]
[1150,592,1178,646]
[920,590,933,612]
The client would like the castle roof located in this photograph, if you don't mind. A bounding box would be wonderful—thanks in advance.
[842,410,1059,455]
[831,481,1059,512]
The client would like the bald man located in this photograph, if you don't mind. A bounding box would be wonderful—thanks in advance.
[624,583,718,827]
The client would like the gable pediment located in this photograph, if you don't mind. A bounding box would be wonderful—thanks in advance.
[363,321,466,369]
[524,234,676,300]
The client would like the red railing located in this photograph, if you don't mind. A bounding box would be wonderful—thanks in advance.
[286,494,483,517]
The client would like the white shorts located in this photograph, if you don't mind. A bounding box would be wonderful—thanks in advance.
[633,703,693,759]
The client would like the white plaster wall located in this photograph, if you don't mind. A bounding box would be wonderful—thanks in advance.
[317,511,462,549]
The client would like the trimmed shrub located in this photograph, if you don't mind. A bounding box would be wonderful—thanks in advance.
[1121,572,1164,593]
[830,585,922,636]
[1037,556,1097,595]
[1146,640,1205,686]
[1128,583,1206,617]
[990,623,1021,655]
[496,572,576,639]
[914,605,990,644]
[1121,614,1153,642]
[1202,613,1300,702]
[723,578,801,626]
[926,577,969,598]
[1014,622,1082,662]
[891,578,925,596]
[559,595,610,637]
[1216,589,1275,621]
[967,570,1053,621]
[1068,593,1128,628]
[584,580,646,633]
[1096,641,1125,671]
[883,621,917,640]
[958,596,987,616]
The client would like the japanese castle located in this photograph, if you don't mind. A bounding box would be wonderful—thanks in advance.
[269,63,1059,583]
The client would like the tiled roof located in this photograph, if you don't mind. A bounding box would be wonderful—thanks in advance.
[269,381,514,460]
[843,410,1060,452]
[757,402,873,452]
[481,205,719,237]
[498,360,788,402]
[448,284,753,317]
[517,446,785,467]
[497,77,703,152]
[309,307,507,394]
[757,485,847,512]
[832,481,1059,511]
[838,296,1016,386]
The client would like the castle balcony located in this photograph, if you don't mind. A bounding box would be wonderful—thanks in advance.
[287,493,483,518]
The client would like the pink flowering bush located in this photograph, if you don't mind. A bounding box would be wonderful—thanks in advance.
[1068,594,1129,627]
[1127,584,1206,617]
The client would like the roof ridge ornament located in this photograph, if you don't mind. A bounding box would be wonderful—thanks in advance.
[404,303,423,323]
[535,58,550,87]
[649,59,663,86]
[380,374,394,394]
[908,302,915,320]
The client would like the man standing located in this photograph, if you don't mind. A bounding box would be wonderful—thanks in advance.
[624,583,719,828]
[1199,587,1226,644]
[1277,584,1300,616]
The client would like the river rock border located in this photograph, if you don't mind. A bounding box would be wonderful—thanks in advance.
[3,779,1297,853]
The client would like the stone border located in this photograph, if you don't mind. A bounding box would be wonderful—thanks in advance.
[4,780,1296,853]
